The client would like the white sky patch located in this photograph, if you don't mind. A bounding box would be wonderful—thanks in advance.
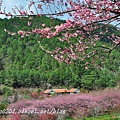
[0,0,119,27]
[0,0,71,20]
[0,0,29,19]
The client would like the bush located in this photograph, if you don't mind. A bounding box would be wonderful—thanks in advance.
[0,103,7,110]
[38,114,56,120]
[73,107,89,119]
[108,106,120,114]
[37,88,41,94]
[10,114,21,120]
[0,86,3,95]
[31,92,37,99]
[1,85,13,97]
[80,88,89,93]
[0,98,9,110]
[56,112,69,120]
[0,102,8,117]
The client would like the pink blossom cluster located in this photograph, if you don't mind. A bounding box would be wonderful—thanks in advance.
[8,91,120,117]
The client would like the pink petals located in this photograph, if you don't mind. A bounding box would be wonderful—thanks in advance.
[38,4,42,9]
[18,30,24,35]
[28,21,31,26]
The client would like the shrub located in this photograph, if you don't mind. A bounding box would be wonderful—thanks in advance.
[109,106,120,114]
[80,88,89,93]
[13,92,19,103]
[37,88,41,94]
[73,107,89,119]
[0,86,3,95]
[38,95,46,100]
[56,114,69,120]
[31,92,37,99]
[10,114,21,120]
[0,98,9,111]
[0,102,8,118]
[1,85,13,97]
[0,103,7,110]
[38,114,56,120]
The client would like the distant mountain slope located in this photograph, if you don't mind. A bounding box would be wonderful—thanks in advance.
[0,16,120,90]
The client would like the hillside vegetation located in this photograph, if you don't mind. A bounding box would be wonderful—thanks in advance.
[0,16,120,90]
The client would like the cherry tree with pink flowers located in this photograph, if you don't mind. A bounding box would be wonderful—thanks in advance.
[0,0,120,65]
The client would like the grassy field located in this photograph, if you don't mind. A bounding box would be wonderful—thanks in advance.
[66,114,120,120]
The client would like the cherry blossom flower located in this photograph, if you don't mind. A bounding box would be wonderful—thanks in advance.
[28,21,31,26]
[18,30,24,35]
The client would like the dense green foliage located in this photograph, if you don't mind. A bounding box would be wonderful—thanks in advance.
[66,114,120,120]
[0,16,120,89]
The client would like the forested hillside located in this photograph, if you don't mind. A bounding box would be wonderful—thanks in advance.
[0,16,120,90]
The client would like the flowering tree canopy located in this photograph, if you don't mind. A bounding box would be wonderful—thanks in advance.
[0,0,120,65]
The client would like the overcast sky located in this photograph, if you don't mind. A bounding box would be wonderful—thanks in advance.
[0,0,30,19]
[0,0,70,20]
[0,1,119,27]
